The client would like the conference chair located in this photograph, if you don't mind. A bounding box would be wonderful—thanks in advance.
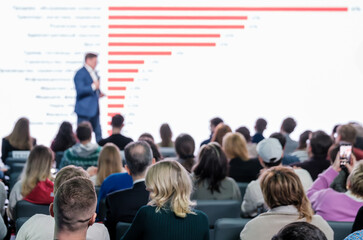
[97,198,107,222]
[14,200,50,220]
[55,151,64,169]
[214,218,251,240]
[115,222,131,240]
[15,217,29,234]
[237,182,249,200]
[159,147,177,158]
[327,221,354,240]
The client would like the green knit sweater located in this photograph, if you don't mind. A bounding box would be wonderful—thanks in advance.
[121,205,209,240]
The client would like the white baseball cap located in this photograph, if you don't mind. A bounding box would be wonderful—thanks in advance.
[256,138,283,164]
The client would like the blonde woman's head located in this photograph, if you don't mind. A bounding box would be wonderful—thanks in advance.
[145,160,195,218]
[260,166,313,222]
[21,145,54,196]
[96,143,123,186]
[347,161,363,198]
[223,132,249,161]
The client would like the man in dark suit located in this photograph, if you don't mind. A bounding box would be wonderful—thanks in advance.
[105,141,155,240]
[74,53,104,142]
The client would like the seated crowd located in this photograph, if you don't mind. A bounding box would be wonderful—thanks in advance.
[1,116,363,239]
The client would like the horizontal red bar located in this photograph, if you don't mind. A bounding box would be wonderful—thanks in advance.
[108,112,121,117]
[108,104,124,108]
[109,51,171,55]
[109,6,348,11]
[109,15,248,20]
[109,24,244,29]
[108,60,144,64]
[108,86,127,90]
[109,42,215,47]
[108,69,138,73]
[108,130,112,136]
[108,95,125,99]
[108,78,134,82]
[108,33,220,38]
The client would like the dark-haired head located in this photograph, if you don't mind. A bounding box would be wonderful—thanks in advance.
[159,123,173,147]
[298,130,312,150]
[111,114,124,128]
[193,142,228,194]
[175,134,196,172]
[255,118,267,133]
[309,131,333,159]
[270,132,286,149]
[272,222,327,240]
[235,126,251,142]
[52,121,77,152]
[138,133,155,142]
[210,117,224,133]
[76,122,93,142]
[281,117,297,134]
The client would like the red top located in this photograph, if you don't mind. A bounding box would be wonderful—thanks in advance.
[23,179,54,204]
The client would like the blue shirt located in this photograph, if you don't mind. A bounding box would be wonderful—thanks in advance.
[97,172,133,212]
[345,230,363,240]
[252,133,264,144]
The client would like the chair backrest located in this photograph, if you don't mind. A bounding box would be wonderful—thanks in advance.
[97,198,107,222]
[115,222,131,240]
[15,200,50,220]
[195,200,241,228]
[55,151,64,169]
[16,217,30,234]
[237,182,249,200]
[160,147,177,158]
[11,151,30,159]
[214,218,251,240]
[327,221,353,240]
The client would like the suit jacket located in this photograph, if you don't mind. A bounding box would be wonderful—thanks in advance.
[74,66,99,117]
[105,181,149,240]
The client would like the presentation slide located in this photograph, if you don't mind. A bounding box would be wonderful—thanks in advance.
[1,0,363,148]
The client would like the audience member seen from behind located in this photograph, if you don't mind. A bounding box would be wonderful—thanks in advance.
[8,145,54,220]
[252,118,267,144]
[51,177,97,240]
[270,133,300,165]
[59,121,101,170]
[200,117,223,146]
[272,222,327,240]
[307,153,363,222]
[240,166,333,240]
[138,133,154,142]
[191,142,241,201]
[211,123,232,146]
[138,137,162,162]
[1,117,36,164]
[291,130,312,162]
[241,138,313,217]
[235,126,258,158]
[291,131,333,180]
[50,121,77,152]
[223,132,261,182]
[105,141,155,240]
[87,143,124,187]
[157,123,174,148]
[334,124,363,160]
[165,134,196,172]
[280,117,298,154]
[121,161,209,240]
[98,114,133,151]
[16,165,110,240]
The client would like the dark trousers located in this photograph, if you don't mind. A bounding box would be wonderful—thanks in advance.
[77,113,102,142]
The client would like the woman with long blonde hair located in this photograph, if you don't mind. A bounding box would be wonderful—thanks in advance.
[8,145,54,220]
[87,143,123,186]
[121,160,209,240]
[1,117,36,163]
[223,132,262,182]
[240,166,333,240]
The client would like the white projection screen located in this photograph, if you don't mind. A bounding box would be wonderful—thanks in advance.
[1,0,363,147]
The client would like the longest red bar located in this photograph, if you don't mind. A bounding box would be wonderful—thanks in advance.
[109,24,244,29]
[109,42,215,47]
[109,6,348,11]
[108,33,220,38]
[109,51,171,55]
[109,15,248,20]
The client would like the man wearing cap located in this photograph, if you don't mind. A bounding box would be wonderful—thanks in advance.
[241,138,313,217]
